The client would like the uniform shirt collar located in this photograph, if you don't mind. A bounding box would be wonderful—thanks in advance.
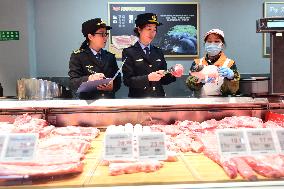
[90,47,101,56]
[138,41,150,51]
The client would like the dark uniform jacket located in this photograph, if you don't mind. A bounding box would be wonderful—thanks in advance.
[122,42,176,98]
[68,47,121,99]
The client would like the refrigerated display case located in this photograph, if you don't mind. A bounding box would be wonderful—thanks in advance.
[1,97,284,189]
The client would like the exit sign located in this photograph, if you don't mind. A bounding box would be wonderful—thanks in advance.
[0,31,20,41]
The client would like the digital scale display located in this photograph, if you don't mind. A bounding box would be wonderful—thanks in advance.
[267,20,284,28]
[256,17,284,32]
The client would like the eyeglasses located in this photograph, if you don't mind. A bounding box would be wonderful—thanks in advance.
[94,32,109,37]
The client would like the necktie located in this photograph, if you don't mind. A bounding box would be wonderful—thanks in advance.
[144,47,150,57]
[96,53,102,61]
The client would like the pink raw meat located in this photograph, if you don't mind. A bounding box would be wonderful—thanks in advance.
[109,161,163,176]
[190,65,219,83]
[170,64,184,77]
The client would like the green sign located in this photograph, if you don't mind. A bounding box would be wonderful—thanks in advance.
[0,31,20,41]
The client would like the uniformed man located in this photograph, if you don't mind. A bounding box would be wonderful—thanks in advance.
[68,18,121,99]
[122,13,181,98]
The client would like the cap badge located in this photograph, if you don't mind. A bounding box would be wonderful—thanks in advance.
[97,20,106,26]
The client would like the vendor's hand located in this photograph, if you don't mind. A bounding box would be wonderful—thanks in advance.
[201,77,215,83]
[88,73,105,81]
[148,71,165,81]
[97,81,113,91]
[206,77,216,83]
[218,67,234,79]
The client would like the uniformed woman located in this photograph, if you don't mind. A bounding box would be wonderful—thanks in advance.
[68,18,121,99]
[122,13,181,98]
[186,29,240,96]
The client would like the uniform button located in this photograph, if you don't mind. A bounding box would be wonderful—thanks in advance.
[149,65,152,67]
[153,87,156,91]
[102,93,105,97]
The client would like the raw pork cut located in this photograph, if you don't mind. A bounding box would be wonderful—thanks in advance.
[190,65,219,83]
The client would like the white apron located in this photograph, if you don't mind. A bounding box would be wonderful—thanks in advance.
[200,58,231,96]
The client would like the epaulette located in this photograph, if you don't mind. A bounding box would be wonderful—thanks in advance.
[73,49,84,54]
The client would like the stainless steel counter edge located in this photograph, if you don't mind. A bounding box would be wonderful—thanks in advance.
[0,97,271,110]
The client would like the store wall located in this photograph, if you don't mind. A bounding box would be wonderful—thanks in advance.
[1,0,282,96]
[0,0,36,96]
[35,0,275,78]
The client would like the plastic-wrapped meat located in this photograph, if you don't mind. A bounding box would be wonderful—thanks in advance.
[101,160,136,166]
[0,137,91,167]
[263,121,283,128]
[190,140,204,153]
[0,123,15,133]
[174,120,202,132]
[39,125,55,138]
[0,162,83,177]
[174,134,192,152]
[39,137,91,154]
[109,161,163,176]
[242,156,282,178]
[190,65,219,83]
[164,151,178,162]
[199,132,238,178]
[203,149,237,179]
[13,114,48,128]
[231,157,257,181]
[219,116,264,128]
[151,125,182,137]
[13,114,33,126]
[200,119,219,130]
[52,126,100,141]
[12,115,49,137]
[1,146,84,166]
[169,64,184,77]
[253,155,284,177]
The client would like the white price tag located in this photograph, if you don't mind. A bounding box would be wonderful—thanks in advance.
[2,133,38,162]
[216,129,248,157]
[0,135,7,158]
[275,129,284,153]
[137,132,166,160]
[246,129,277,155]
[103,133,133,160]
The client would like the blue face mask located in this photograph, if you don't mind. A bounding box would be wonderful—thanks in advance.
[205,42,222,56]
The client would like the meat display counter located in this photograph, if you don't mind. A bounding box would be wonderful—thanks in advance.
[1,97,284,189]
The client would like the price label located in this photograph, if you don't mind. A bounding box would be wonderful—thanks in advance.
[246,129,277,155]
[104,133,133,160]
[275,129,284,153]
[2,133,38,162]
[0,135,7,158]
[137,132,166,160]
[216,129,248,157]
